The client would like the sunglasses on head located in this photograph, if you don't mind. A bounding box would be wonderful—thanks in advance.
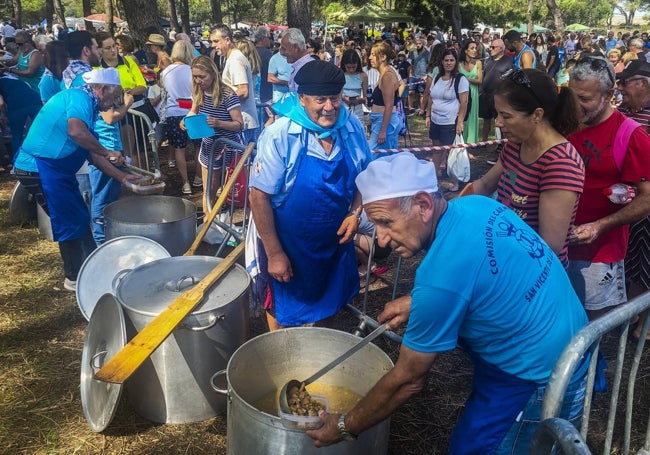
[576,56,615,86]
[501,68,543,106]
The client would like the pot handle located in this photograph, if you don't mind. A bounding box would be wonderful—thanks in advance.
[181,312,226,331]
[210,369,229,395]
[175,275,198,292]
[90,350,108,374]
[111,269,132,293]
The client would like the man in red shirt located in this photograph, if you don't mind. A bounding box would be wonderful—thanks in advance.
[567,56,650,319]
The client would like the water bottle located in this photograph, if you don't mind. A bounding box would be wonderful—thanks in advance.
[603,183,636,204]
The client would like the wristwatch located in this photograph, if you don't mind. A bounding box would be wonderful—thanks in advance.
[337,414,357,441]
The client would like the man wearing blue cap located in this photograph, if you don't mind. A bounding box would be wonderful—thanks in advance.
[307,152,589,453]
[13,68,140,291]
[248,59,372,330]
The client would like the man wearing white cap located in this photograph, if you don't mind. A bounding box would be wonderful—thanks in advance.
[307,152,589,453]
[13,68,139,291]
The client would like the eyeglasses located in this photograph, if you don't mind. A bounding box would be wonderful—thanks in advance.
[15,42,25,46]
[501,68,543,106]
[576,56,615,86]
[489,45,500,49]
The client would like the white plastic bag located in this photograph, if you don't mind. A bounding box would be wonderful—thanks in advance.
[447,134,471,182]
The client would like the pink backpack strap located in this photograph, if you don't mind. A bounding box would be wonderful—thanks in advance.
[613,117,642,172]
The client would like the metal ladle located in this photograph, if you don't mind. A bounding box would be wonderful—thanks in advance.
[279,323,388,415]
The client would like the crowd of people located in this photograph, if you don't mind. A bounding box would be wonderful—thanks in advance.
[4,20,650,452]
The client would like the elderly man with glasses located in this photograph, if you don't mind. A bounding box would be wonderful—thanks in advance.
[247,60,371,331]
[567,56,650,319]
[479,38,514,142]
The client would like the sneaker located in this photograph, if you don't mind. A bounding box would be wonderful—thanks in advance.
[193,176,203,187]
[168,160,176,168]
[63,278,76,292]
[182,182,192,195]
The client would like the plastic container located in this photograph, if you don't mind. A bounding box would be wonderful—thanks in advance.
[603,183,636,204]
[277,395,329,430]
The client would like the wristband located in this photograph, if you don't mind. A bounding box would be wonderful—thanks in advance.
[337,414,357,441]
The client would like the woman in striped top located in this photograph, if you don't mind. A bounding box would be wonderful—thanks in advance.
[185,55,244,212]
[469,69,584,268]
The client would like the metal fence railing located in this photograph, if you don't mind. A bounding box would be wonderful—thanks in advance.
[531,291,650,454]
[122,109,161,176]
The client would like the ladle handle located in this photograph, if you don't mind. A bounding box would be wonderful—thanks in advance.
[303,323,388,386]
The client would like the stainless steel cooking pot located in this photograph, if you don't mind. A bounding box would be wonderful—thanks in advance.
[103,195,196,256]
[116,255,250,423]
[212,327,393,454]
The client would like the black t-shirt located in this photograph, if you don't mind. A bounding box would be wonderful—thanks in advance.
[546,45,560,72]
[394,60,411,80]
[481,56,514,94]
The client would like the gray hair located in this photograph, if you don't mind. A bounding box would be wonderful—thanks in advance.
[569,56,615,92]
[253,27,270,43]
[281,28,306,51]
[170,40,195,65]
[629,38,644,50]
[397,191,442,214]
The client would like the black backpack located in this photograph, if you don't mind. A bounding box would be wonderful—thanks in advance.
[434,73,471,121]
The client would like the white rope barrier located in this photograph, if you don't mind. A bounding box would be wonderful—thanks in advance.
[371,138,508,154]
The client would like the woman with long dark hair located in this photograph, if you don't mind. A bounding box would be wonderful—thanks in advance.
[458,40,482,143]
[341,49,368,119]
[468,69,584,268]
[38,40,68,103]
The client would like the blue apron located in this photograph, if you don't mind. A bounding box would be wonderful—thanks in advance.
[270,131,359,326]
[35,147,90,242]
[448,347,539,455]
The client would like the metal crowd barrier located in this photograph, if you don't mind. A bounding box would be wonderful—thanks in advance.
[123,108,161,176]
[531,291,650,454]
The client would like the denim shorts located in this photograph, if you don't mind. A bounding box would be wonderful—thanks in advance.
[567,260,627,311]
[408,76,425,94]
[495,371,588,454]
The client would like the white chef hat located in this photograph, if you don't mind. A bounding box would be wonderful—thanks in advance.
[356,152,438,205]
[82,68,121,86]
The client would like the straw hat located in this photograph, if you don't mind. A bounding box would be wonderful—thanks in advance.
[145,33,166,46]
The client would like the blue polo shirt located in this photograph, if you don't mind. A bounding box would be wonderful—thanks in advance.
[14,88,95,172]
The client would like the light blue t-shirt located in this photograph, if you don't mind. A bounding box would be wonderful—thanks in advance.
[15,88,95,172]
[38,73,62,103]
[249,114,372,208]
[268,52,292,103]
[404,196,587,383]
[94,114,122,151]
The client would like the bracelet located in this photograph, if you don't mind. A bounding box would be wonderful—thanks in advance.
[348,208,361,224]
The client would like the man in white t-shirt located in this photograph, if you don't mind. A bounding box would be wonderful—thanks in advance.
[210,24,259,143]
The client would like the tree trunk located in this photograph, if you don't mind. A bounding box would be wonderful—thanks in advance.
[11,0,21,28]
[264,0,275,23]
[450,0,461,43]
[82,0,93,32]
[106,0,115,36]
[121,0,165,44]
[546,0,564,34]
[211,0,223,24]
[178,0,190,33]
[287,0,311,40]
[53,0,65,28]
[526,0,533,35]
[168,0,180,33]
[45,0,53,27]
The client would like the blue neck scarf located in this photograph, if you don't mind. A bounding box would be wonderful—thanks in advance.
[272,92,349,139]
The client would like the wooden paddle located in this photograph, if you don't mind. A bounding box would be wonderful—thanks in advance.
[94,142,254,384]
[185,142,254,256]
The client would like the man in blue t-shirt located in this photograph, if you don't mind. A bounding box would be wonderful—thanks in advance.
[307,153,589,454]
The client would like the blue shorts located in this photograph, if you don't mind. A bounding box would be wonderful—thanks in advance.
[428,122,456,145]
[408,76,425,94]
[567,260,627,311]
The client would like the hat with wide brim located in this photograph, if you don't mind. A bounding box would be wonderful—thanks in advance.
[145,33,166,46]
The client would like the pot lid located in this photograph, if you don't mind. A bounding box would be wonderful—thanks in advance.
[80,293,126,432]
[77,236,171,321]
[117,256,250,315]
[9,181,37,223]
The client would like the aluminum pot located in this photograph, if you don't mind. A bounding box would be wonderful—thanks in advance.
[212,327,393,454]
[116,256,250,423]
[103,195,196,256]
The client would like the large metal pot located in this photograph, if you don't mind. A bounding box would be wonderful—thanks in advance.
[213,328,393,454]
[103,195,196,256]
[116,255,250,423]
